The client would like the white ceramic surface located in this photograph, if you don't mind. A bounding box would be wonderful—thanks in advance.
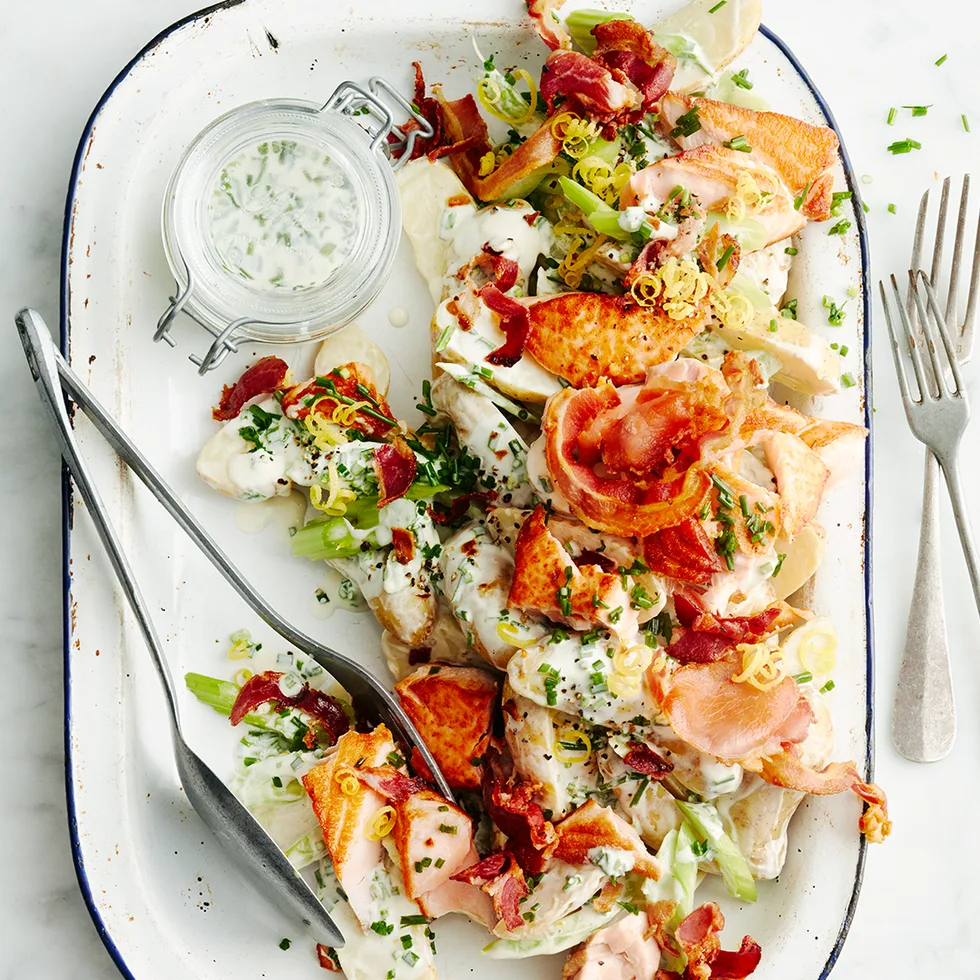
[2,2,980,979]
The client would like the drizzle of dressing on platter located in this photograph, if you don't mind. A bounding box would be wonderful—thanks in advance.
[308,565,369,620]
[235,489,307,537]
[387,306,410,328]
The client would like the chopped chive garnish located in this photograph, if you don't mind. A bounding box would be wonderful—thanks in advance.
[820,679,836,693]
[439,823,458,835]
[793,183,811,210]
[723,134,752,152]
[888,138,922,154]
[716,244,735,271]
[964,114,972,133]
[708,0,726,11]
[840,345,850,357]
[434,858,445,868]
[862,201,871,213]
[887,107,897,126]
[271,776,282,788]
[828,219,852,236]
[279,938,291,950]
[785,246,798,255]
[841,372,857,388]
[630,776,650,806]
[936,53,948,66]
[902,105,931,116]
[731,68,753,90]
[771,553,787,578]
[769,319,778,332]
[793,671,814,684]
[670,107,702,139]
[401,915,429,926]
[888,203,897,214]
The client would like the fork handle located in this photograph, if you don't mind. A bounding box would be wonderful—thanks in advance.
[892,448,956,762]
[938,451,980,617]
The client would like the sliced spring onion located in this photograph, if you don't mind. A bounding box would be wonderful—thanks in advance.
[888,138,922,154]
[936,53,948,66]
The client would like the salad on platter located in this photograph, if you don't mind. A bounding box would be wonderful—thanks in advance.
[187,1,889,976]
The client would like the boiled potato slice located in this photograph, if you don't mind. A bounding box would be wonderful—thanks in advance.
[710,311,841,396]
[655,0,762,94]
[381,601,486,683]
[397,158,475,304]
[314,322,390,396]
[770,522,826,600]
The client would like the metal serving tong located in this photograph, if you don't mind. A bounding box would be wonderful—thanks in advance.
[16,308,453,947]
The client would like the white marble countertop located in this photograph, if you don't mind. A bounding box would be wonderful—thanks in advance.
[1,0,978,976]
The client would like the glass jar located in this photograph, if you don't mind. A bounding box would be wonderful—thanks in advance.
[157,80,428,372]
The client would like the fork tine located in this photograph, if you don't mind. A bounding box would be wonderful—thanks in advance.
[912,272,950,396]
[921,271,967,396]
[946,174,970,322]
[931,177,952,287]
[897,274,931,400]
[909,188,931,322]
[881,278,915,405]
[963,189,980,347]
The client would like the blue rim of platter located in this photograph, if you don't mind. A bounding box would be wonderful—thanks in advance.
[57,11,874,980]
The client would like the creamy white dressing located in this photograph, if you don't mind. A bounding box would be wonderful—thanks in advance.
[699,549,776,616]
[387,305,410,328]
[587,847,635,879]
[436,297,562,402]
[443,201,555,288]
[234,489,307,536]
[197,398,305,500]
[309,564,369,620]
[508,633,659,728]
[207,138,360,291]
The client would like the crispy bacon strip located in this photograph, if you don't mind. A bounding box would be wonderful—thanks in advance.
[675,902,762,980]
[213,356,289,421]
[539,20,674,128]
[482,285,532,367]
[525,0,571,49]
[230,671,350,742]
[543,384,713,536]
[673,591,786,642]
[316,945,341,972]
[666,630,733,665]
[351,765,430,803]
[452,851,529,931]
[644,519,726,586]
[429,490,496,526]
[281,363,396,440]
[623,742,674,778]
[482,746,557,853]
[434,89,563,202]
[391,527,415,565]
[374,437,417,507]
[591,19,675,109]
[462,245,520,293]
[760,752,892,843]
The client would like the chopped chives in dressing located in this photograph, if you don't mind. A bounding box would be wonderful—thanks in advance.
[207,138,360,292]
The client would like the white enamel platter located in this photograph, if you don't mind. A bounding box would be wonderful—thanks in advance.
[61,1,873,977]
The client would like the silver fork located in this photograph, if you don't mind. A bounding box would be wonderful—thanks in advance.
[880,274,980,708]
[891,177,980,763]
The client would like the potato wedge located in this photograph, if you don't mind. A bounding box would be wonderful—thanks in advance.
[770,522,826,601]
[709,311,842,396]
[397,158,475,303]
